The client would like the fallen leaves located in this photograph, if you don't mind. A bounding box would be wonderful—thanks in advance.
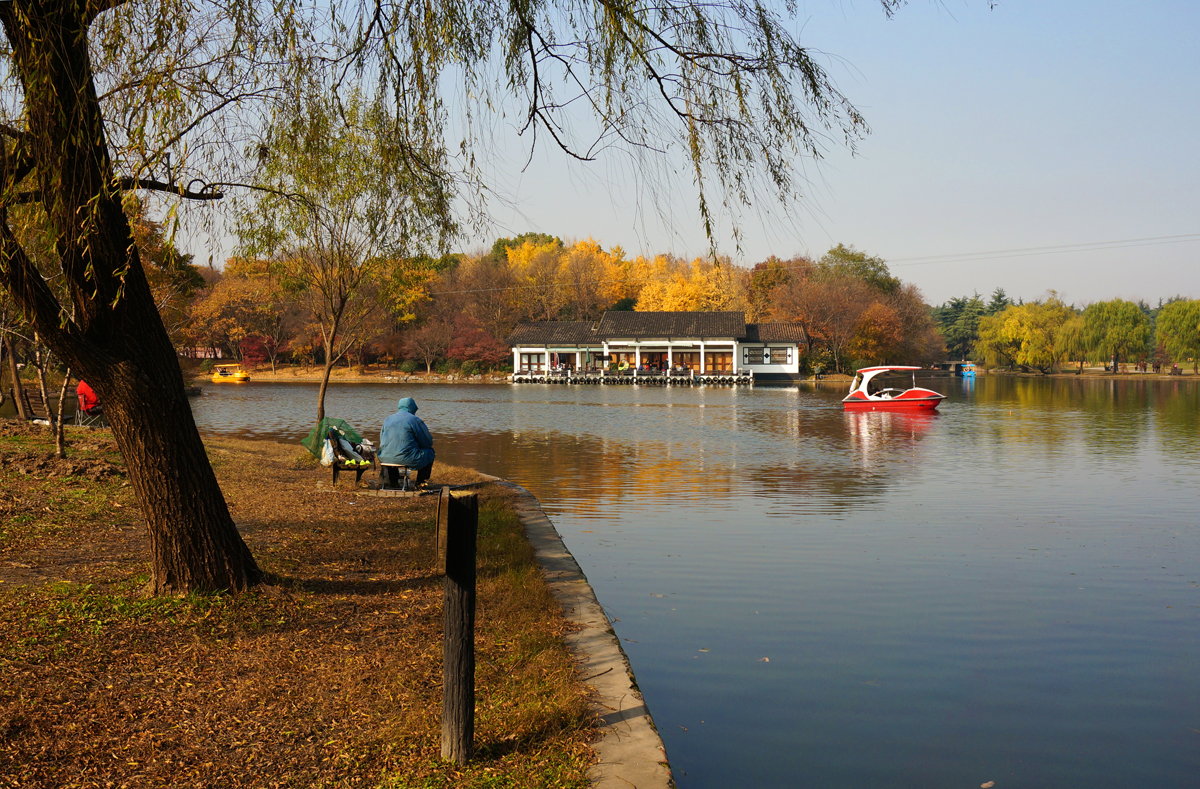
[0,430,596,788]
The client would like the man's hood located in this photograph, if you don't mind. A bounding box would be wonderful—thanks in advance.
[397,397,418,414]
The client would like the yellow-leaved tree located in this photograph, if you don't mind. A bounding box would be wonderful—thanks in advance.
[636,257,743,312]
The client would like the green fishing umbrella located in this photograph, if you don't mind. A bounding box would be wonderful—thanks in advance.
[301,417,364,458]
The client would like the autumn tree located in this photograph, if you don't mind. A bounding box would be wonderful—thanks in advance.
[507,239,566,322]
[636,256,742,313]
[129,199,204,344]
[1058,314,1089,373]
[239,89,450,421]
[186,273,263,361]
[559,239,611,320]
[383,255,451,324]
[190,257,302,373]
[1083,299,1152,373]
[747,257,801,322]
[597,246,642,310]
[492,233,562,261]
[886,283,945,365]
[437,255,524,341]
[771,272,872,372]
[991,294,1076,374]
[1154,299,1200,373]
[847,301,903,363]
[447,315,512,370]
[405,319,455,374]
[975,311,1021,369]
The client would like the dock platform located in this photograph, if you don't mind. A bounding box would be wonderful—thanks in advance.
[513,371,753,386]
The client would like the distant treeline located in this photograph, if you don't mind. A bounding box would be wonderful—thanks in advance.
[6,220,1195,380]
[172,236,946,375]
[933,290,1200,373]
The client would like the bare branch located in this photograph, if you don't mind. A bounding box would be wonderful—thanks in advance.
[118,177,224,200]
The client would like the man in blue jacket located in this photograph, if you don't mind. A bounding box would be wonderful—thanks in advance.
[379,397,435,488]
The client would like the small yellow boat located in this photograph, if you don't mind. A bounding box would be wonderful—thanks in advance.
[211,363,251,383]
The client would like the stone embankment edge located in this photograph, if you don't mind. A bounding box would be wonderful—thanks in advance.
[482,475,673,789]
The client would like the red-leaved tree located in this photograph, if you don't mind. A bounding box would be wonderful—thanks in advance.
[447,316,511,369]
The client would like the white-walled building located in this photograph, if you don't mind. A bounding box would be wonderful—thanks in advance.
[506,311,808,382]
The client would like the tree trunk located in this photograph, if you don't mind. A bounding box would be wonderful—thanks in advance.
[5,335,28,420]
[315,301,348,423]
[33,340,54,429]
[0,0,260,593]
[55,368,71,458]
[316,322,341,423]
[317,352,335,423]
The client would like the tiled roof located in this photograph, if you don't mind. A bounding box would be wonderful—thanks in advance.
[506,321,596,346]
[596,311,746,338]
[742,323,808,343]
[507,312,807,346]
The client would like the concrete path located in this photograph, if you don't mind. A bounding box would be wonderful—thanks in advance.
[492,478,673,789]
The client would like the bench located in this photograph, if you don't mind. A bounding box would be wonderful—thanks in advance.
[331,457,374,487]
[1169,367,1183,376]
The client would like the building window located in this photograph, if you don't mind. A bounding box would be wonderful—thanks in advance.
[741,347,791,365]
[519,353,545,372]
[706,352,733,372]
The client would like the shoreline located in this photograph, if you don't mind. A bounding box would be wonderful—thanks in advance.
[488,477,673,789]
[189,368,512,386]
[967,368,1198,380]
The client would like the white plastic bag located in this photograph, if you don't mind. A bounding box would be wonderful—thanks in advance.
[320,438,336,467]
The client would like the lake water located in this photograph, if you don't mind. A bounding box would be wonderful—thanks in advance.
[185,377,1200,785]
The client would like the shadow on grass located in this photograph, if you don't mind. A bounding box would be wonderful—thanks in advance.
[270,573,443,597]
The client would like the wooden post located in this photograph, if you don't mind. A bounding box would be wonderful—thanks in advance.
[441,490,478,764]
[435,486,450,575]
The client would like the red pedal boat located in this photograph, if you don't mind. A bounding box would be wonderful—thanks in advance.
[842,365,944,412]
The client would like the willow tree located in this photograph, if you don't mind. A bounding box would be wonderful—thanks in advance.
[0,0,913,593]
[991,294,1076,374]
[1155,299,1200,374]
[1083,299,1151,373]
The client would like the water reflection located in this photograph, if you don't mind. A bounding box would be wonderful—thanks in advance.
[844,410,937,471]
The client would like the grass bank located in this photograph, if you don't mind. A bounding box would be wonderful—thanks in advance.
[0,420,594,788]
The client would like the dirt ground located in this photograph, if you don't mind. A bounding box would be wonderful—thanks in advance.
[0,420,594,788]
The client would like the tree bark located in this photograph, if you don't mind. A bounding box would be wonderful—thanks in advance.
[5,335,28,419]
[0,0,260,593]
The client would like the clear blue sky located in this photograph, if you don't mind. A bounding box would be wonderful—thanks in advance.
[476,0,1200,307]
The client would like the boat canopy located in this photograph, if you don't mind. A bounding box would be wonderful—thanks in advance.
[850,366,922,394]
